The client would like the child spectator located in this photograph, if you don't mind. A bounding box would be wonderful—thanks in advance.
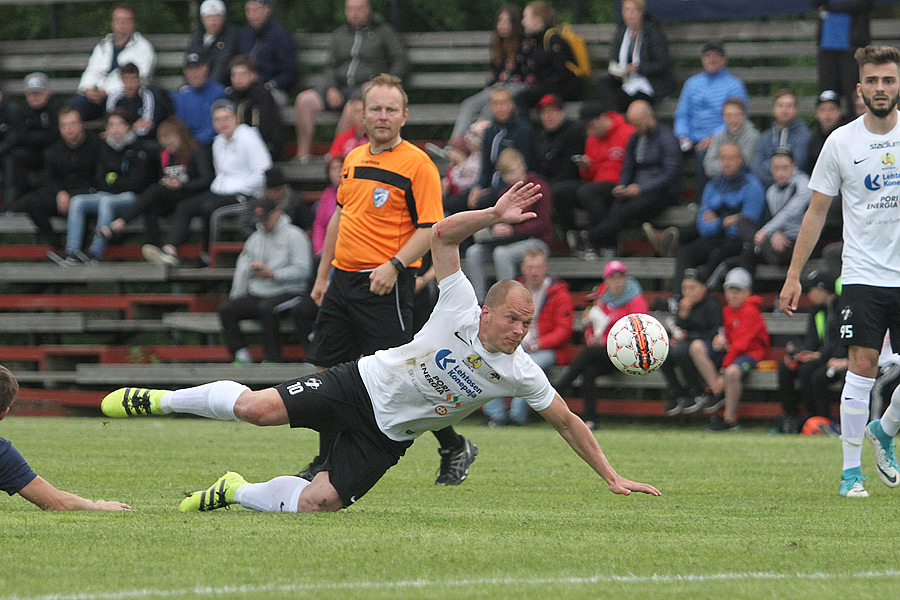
[326,96,366,161]
[660,267,722,416]
[516,1,583,107]
[778,270,845,433]
[102,117,213,249]
[226,55,281,158]
[693,267,770,431]
[311,156,343,257]
[442,121,486,217]
[106,63,171,139]
[553,260,648,430]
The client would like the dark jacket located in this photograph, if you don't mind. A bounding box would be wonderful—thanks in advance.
[697,167,766,239]
[22,95,63,153]
[237,19,298,92]
[227,81,281,156]
[0,95,24,156]
[186,22,239,86]
[44,132,103,197]
[519,28,582,102]
[164,145,214,195]
[94,137,156,195]
[674,293,722,342]
[325,13,407,89]
[608,16,676,100]
[801,295,848,359]
[535,118,584,184]
[805,117,848,174]
[479,113,535,189]
[619,122,682,197]
[812,0,873,49]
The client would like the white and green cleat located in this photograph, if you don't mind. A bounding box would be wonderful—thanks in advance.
[179,471,248,512]
[866,419,899,487]
[101,388,167,418]
[839,467,869,497]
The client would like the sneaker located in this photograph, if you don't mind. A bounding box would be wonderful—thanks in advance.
[839,467,869,497]
[142,244,179,266]
[435,436,478,486]
[582,232,599,261]
[565,230,585,256]
[101,387,167,418]
[866,419,899,487]
[178,471,248,512]
[703,393,726,415]
[707,415,740,432]
[296,461,325,482]
[73,249,98,266]
[681,394,707,415]
[642,222,665,254]
[659,226,679,258]
[664,397,685,416]
[46,249,71,266]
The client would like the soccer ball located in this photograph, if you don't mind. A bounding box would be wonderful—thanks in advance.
[606,313,669,376]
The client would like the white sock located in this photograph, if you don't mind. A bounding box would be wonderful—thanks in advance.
[880,383,900,437]
[234,476,309,513]
[159,380,248,421]
[840,371,875,472]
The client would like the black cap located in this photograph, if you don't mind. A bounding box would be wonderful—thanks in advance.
[682,266,709,284]
[805,269,836,293]
[701,41,725,56]
[817,89,841,107]
[579,101,608,123]
[251,196,279,221]
[772,146,794,161]
[265,167,285,189]
[184,52,206,67]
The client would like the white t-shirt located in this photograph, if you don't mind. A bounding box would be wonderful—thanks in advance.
[358,270,556,441]
[809,114,900,286]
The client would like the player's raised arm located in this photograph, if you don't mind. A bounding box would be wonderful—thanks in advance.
[431,181,541,283]
[779,191,833,316]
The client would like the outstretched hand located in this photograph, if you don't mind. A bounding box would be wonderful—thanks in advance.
[609,477,662,497]
[492,181,541,225]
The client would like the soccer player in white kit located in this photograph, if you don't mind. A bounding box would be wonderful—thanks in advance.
[101,181,661,513]
[780,46,900,497]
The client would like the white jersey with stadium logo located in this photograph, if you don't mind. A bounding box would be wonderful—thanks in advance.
[358,270,556,441]
[809,113,900,286]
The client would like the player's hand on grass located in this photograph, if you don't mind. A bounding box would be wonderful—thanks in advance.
[609,477,661,497]
[493,180,541,224]
[779,277,802,317]
[94,500,132,510]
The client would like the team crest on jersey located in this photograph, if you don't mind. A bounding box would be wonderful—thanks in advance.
[883,153,896,168]
[465,354,482,369]
[488,371,501,382]
[372,186,390,208]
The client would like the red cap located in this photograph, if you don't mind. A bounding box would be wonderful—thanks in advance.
[536,94,563,110]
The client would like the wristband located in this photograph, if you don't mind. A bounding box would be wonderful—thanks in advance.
[389,257,405,274]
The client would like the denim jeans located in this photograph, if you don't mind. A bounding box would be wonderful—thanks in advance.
[66,191,136,257]
[483,348,557,425]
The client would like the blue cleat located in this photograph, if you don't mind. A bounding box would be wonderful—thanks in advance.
[839,467,869,497]
[866,419,899,487]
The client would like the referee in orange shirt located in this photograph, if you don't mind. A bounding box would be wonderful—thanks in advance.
[303,74,478,486]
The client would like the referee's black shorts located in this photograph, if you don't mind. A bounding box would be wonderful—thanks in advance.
[307,266,416,368]
[839,284,900,352]
[275,361,412,506]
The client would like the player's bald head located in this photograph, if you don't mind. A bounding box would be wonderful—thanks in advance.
[484,279,532,310]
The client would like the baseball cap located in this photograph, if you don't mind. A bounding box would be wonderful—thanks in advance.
[772,145,794,161]
[265,167,285,189]
[200,0,226,17]
[682,266,708,284]
[723,267,752,290]
[701,41,725,56]
[184,52,207,67]
[210,98,237,115]
[817,90,840,107]
[602,259,627,279]
[251,196,279,222]
[537,94,563,111]
[804,269,836,293]
[23,72,48,93]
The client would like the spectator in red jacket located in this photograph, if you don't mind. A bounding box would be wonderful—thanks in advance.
[691,267,770,431]
[552,102,634,255]
[483,247,574,426]
[554,260,648,429]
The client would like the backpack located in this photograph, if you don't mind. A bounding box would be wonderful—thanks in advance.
[544,24,592,79]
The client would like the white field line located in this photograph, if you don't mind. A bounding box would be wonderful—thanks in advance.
[6,569,900,600]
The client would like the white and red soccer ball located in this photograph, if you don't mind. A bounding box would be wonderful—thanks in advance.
[606,313,669,376]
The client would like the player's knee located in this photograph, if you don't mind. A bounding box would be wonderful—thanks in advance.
[233,390,281,426]
[296,475,344,513]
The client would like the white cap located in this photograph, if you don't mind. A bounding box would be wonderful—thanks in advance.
[723,267,752,290]
[200,0,227,17]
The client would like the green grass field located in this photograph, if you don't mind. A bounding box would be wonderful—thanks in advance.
[2,416,900,599]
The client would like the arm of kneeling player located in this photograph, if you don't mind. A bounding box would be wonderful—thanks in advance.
[18,476,132,511]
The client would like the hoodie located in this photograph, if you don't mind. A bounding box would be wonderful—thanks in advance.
[581,111,633,184]
[231,214,313,299]
[722,295,770,367]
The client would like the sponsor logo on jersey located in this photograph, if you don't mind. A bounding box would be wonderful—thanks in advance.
[854,156,870,164]
[465,354,483,369]
[435,406,448,415]
[435,349,456,370]
[841,305,852,321]
[286,382,304,395]
[866,174,882,191]
[883,153,896,168]
[865,170,900,191]
[372,186,390,208]
[868,194,899,209]
[421,362,451,395]
[488,371,501,382]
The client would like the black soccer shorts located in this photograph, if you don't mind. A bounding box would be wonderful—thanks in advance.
[839,284,900,352]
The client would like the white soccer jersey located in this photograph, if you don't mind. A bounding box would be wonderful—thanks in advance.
[358,270,556,441]
[809,114,900,286]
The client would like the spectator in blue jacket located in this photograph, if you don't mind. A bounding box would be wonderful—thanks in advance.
[586,100,681,253]
[751,89,812,188]
[170,54,227,145]
[673,41,749,196]
[670,141,765,296]
[237,0,297,106]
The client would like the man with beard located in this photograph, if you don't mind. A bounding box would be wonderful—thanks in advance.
[780,45,900,498]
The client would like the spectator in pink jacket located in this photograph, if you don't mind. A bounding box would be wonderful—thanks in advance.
[311,156,343,256]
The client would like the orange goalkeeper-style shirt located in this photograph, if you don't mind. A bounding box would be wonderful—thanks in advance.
[333,140,443,272]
